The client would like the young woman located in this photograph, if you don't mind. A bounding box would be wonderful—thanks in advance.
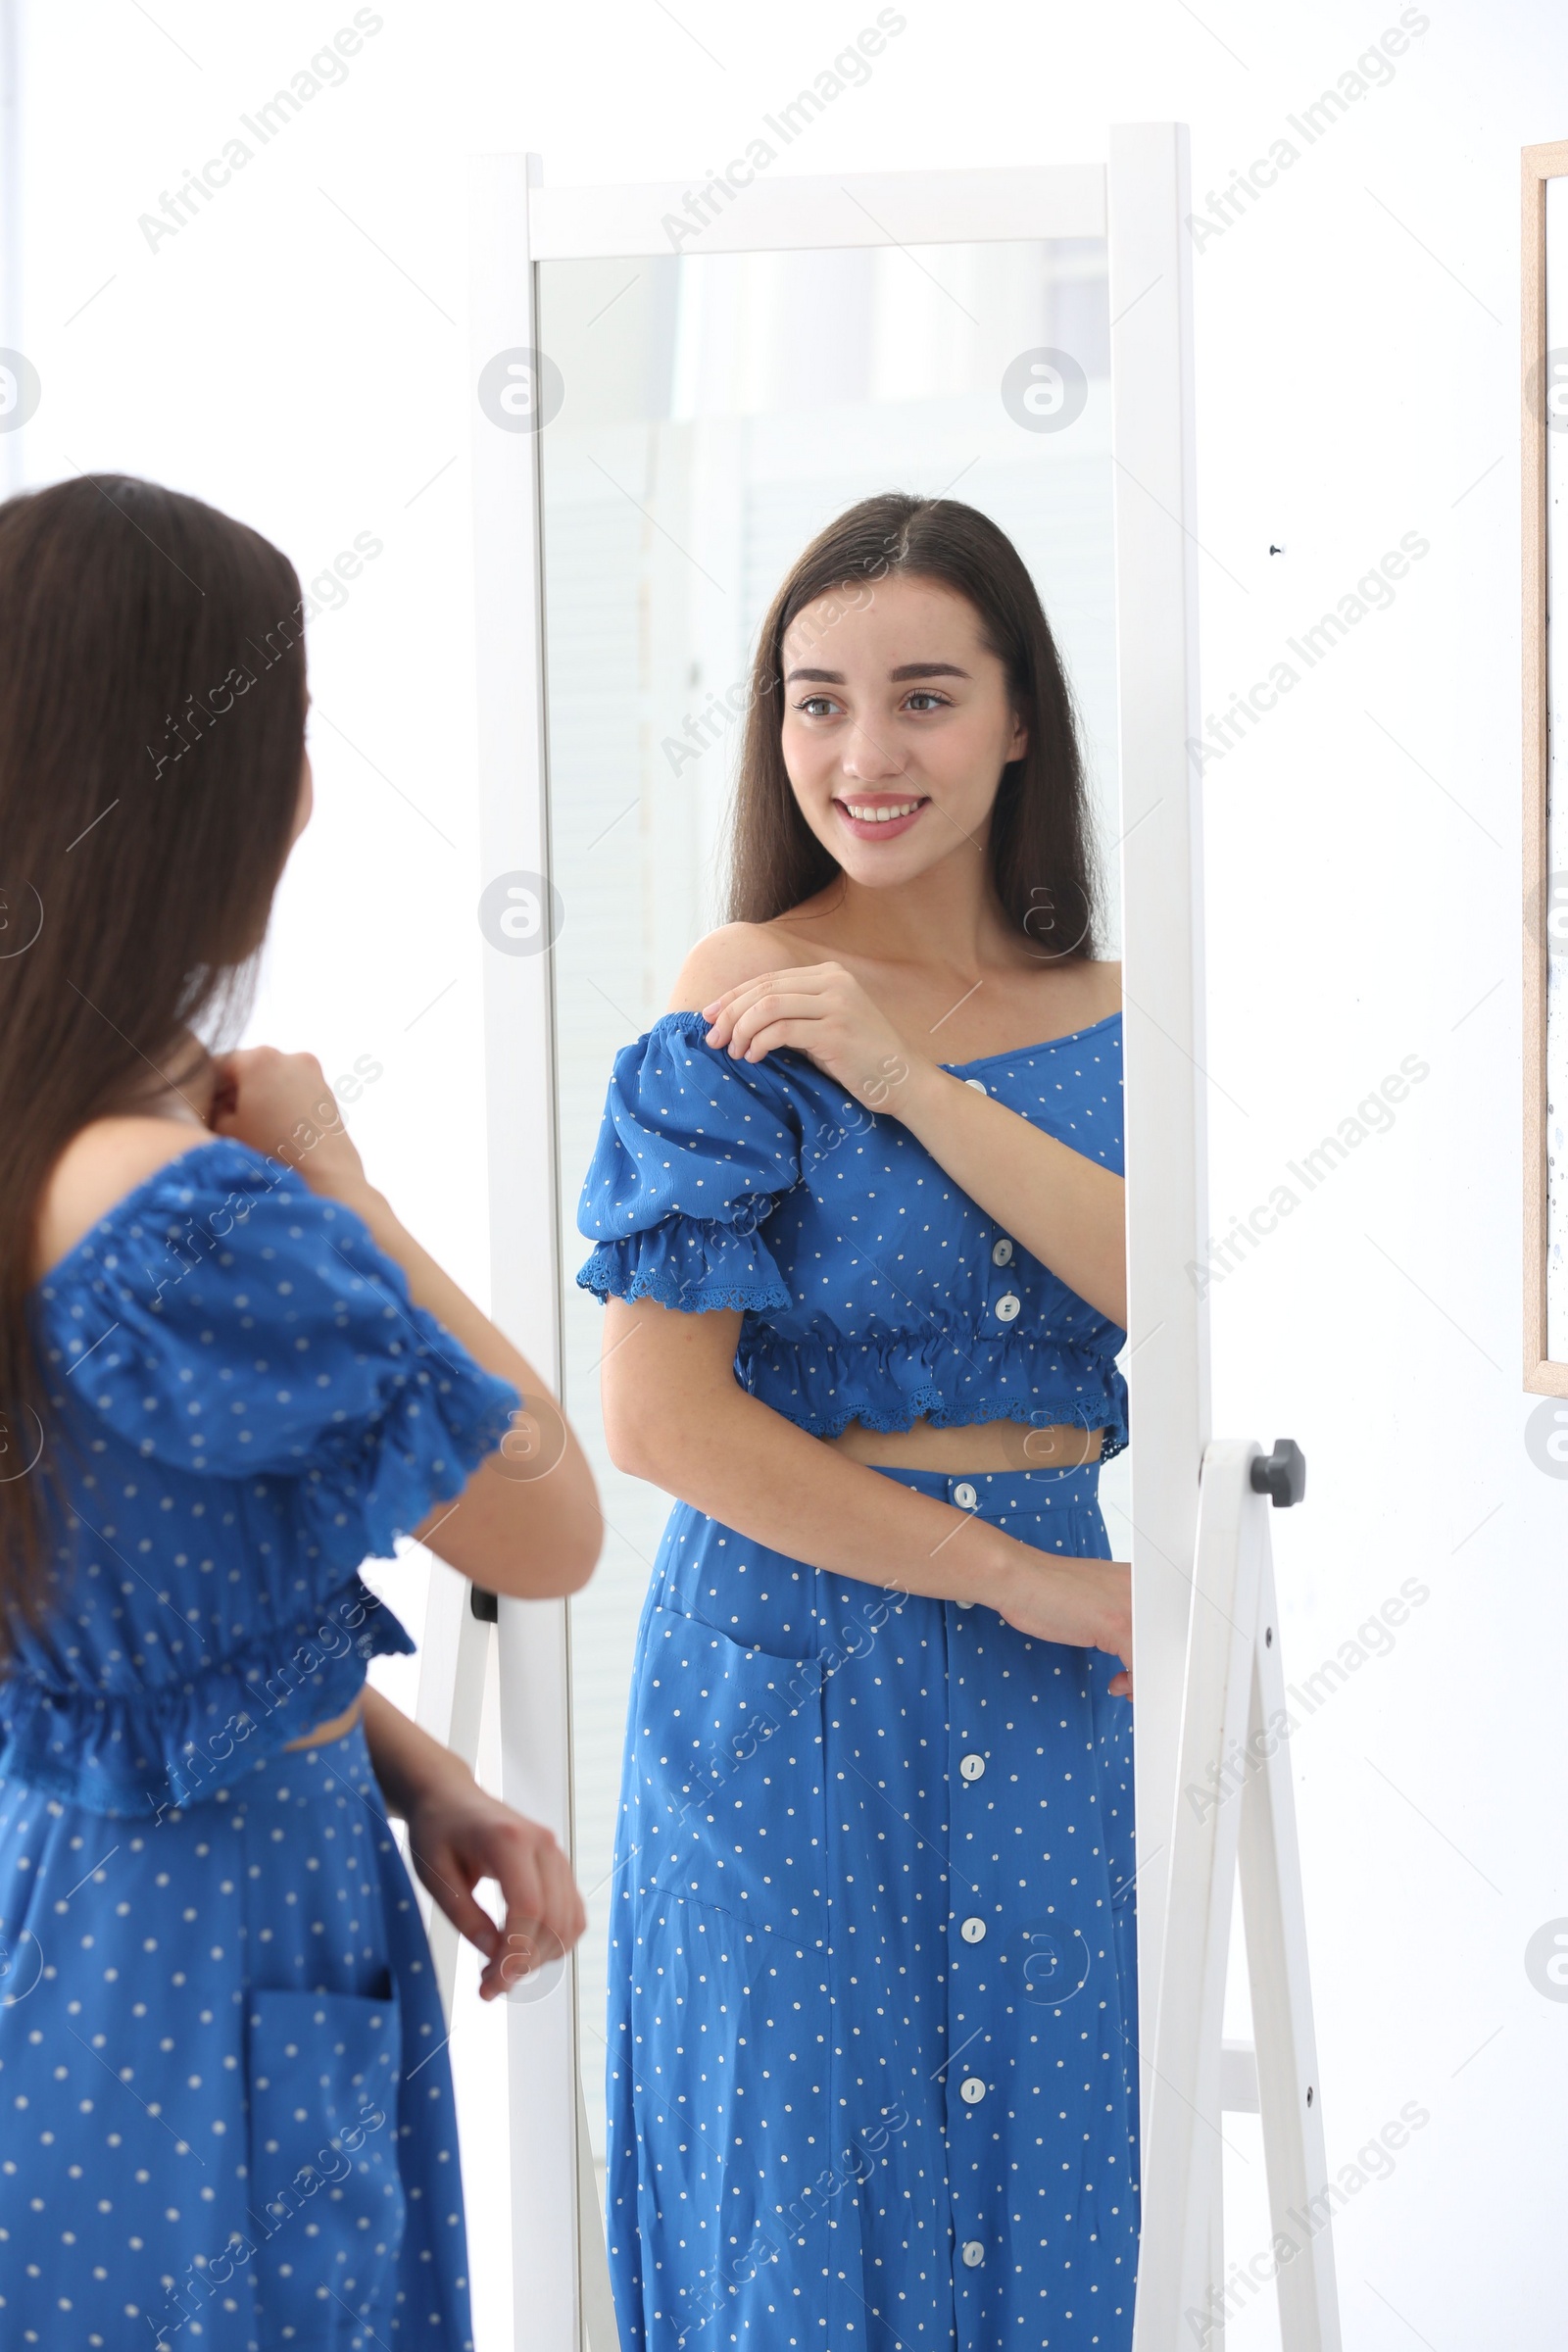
[577,493,1137,2351]
[0,475,602,2349]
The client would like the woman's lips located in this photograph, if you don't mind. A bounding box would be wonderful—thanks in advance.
[831,794,930,844]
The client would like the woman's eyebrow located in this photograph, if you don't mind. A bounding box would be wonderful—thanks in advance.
[783,661,972,685]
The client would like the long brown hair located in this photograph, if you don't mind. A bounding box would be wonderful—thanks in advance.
[0,474,308,1642]
[727,492,1101,957]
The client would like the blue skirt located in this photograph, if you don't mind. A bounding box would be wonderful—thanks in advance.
[0,1717,470,2350]
[606,1462,1140,2352]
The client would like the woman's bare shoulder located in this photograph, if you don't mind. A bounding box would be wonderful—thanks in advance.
[664,922,823,1014]
[35,1118,220,1285]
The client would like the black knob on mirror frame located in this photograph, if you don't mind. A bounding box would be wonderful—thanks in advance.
[470,1585,500,1622]
[1250,1439,1306,1509]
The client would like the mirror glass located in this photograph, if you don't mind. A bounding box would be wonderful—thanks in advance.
[534,233,1127,2213]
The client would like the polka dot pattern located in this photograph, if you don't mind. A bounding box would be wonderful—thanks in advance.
[576,1010,1130,1455]
[0,1723,471,2347]
[575,1019,1139,2348]
[0,1139,519,2342]
[607,1468,1138,2351]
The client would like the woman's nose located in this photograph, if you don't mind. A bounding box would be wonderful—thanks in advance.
[837,722,906,782]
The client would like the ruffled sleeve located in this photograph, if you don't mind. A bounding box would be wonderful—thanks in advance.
[31,1138,521,1579]
[576,1011,803,1314]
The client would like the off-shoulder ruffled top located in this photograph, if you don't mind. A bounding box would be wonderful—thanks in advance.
[2,1137,519,1818]
[576,1007,1129,1456]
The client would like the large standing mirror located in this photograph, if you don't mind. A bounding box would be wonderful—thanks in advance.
[460,148,1326,2352]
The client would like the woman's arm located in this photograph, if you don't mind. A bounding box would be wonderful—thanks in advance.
[210,1046,603,1601]
[361,1685,586,2002]
[601,1297,1131,1688]
[332,1174,604,1593]
[869,1063,1126,1327]
[698,961,1126,1327]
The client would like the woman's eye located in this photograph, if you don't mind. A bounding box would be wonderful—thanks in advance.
[905,692,949,712]
[796,696,838,718]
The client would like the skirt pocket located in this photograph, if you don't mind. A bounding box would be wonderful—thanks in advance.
[631,1604,829,1948]
[245,1982,406,2347]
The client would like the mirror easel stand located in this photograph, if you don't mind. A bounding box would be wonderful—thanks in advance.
[1131,1441,1343,2352]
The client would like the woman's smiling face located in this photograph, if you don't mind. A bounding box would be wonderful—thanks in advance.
[778,571,1028,886]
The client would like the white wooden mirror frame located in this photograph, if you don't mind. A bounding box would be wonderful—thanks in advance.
[443,129,1209,2349]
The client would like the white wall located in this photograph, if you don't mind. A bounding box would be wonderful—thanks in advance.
[9,4,1565,2345]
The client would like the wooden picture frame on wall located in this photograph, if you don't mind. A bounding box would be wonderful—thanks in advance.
[1524,138,1568,1396]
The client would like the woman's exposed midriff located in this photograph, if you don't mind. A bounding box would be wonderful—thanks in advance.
[281,1691,366,1752]
[820,1414,1106,1474]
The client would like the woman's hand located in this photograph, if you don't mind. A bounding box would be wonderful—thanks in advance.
[986,1543,1133,1699]
[701,960,926,1114]
[208,1045,368,1200]
[404,1774,587,2003]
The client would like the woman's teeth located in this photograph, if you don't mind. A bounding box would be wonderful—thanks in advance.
[840,799,922,822]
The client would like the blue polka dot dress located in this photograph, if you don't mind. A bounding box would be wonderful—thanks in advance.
[576,1011,1139,2352]
[0,1139,519,2349]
